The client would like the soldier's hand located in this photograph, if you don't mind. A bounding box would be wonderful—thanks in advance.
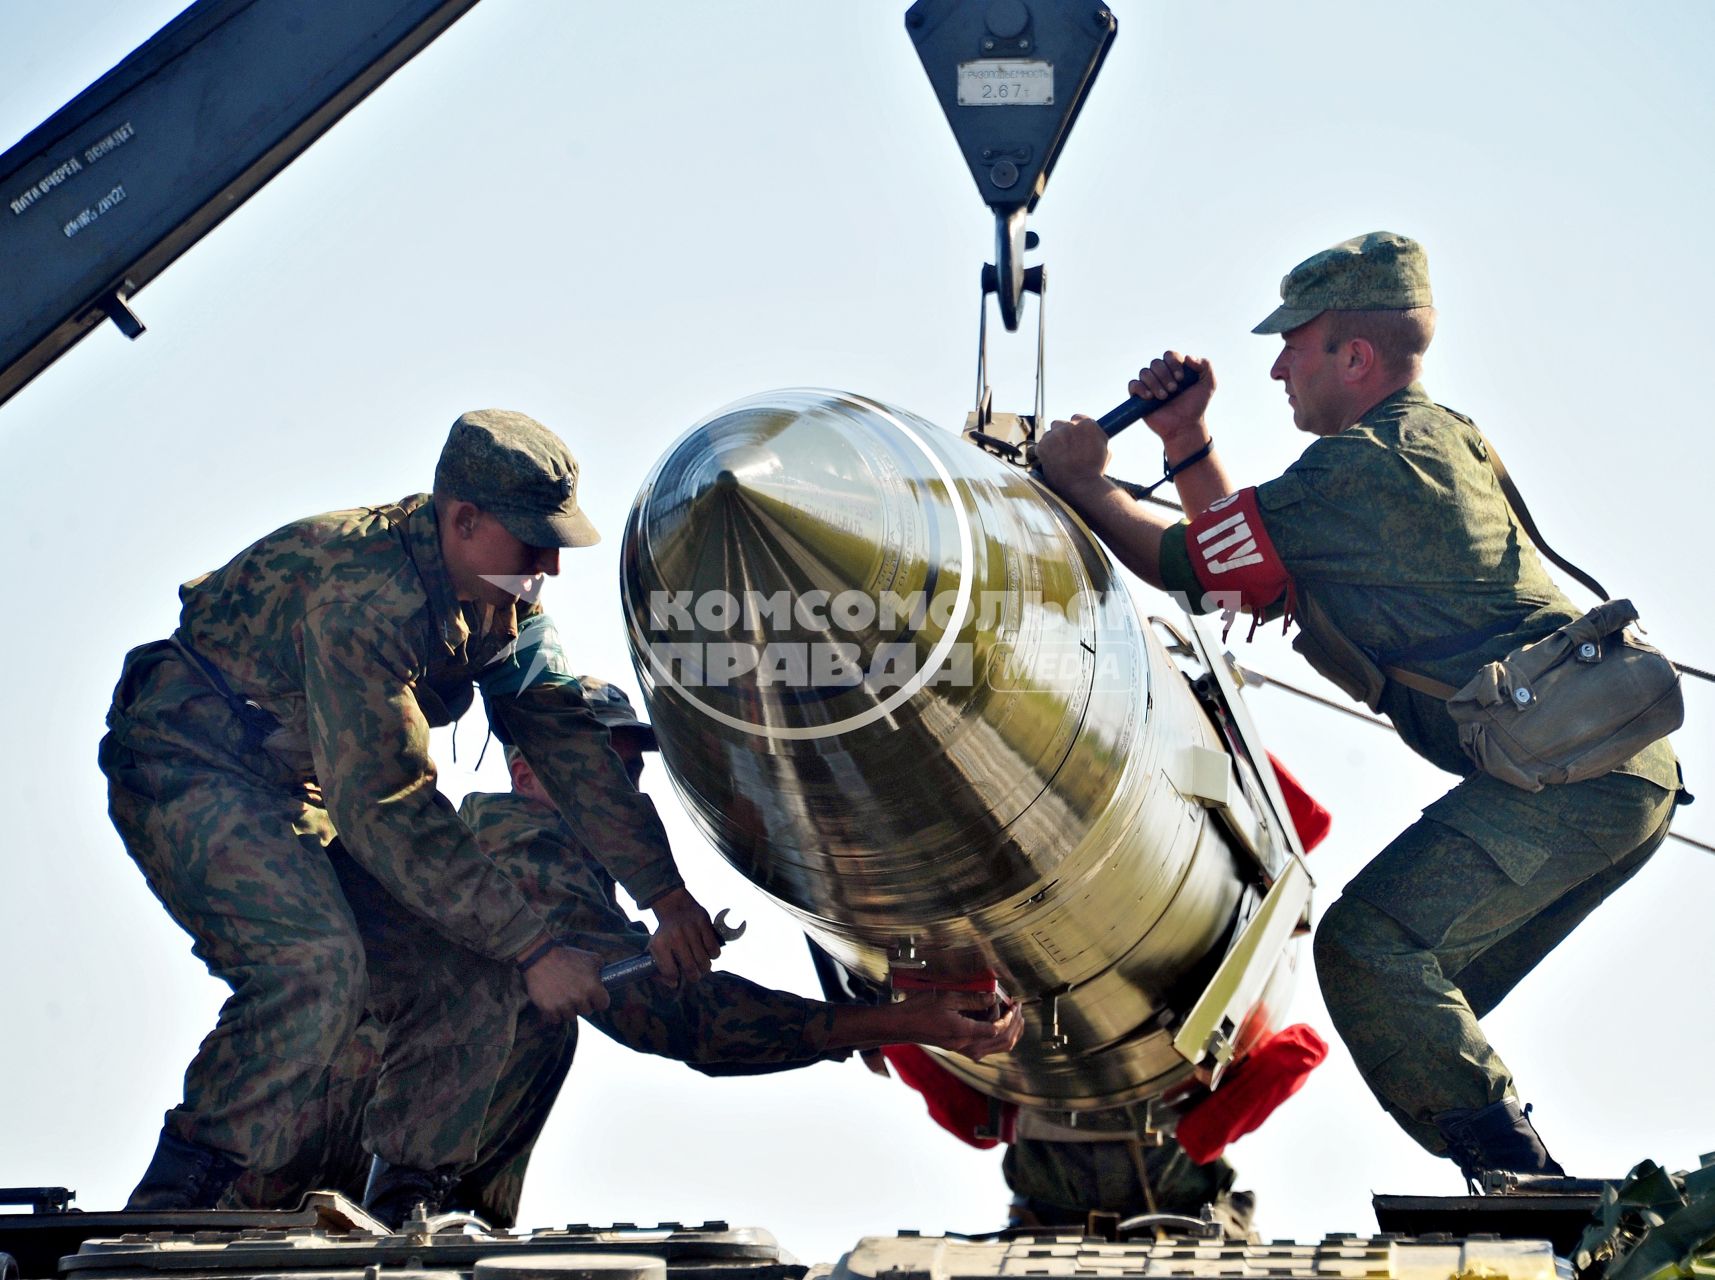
[647,887,722,988]
[1130,351,1215,452]
[892,991,1024,1061]
[521,942,610,1021]
[1035,414,1111,502]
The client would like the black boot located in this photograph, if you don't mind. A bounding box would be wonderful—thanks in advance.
[1432,1097,1566,1189]
[126,1129,242,1210]
[361,1157,461,1230]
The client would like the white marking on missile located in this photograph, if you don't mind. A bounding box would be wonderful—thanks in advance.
[632,389,974,740]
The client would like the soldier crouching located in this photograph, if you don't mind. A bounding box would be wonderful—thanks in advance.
[99,409,725,1222]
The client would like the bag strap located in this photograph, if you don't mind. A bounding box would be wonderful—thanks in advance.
[1469,427,1610,601]
[1372,414,1615,703]
[1304,412,1614,704]
[170,632,283,741]
[1383,663,1459,700]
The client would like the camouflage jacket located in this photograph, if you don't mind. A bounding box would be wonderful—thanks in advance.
[459,790,839,1067]
[1160,387,1679,819]
[145,493,679,956]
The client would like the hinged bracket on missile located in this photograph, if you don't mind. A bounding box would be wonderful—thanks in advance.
[906,0,1116,330]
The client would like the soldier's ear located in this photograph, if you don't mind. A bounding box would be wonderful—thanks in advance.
[1349,337,1379,380]
[507,752,534,793]
[443,498,481,539]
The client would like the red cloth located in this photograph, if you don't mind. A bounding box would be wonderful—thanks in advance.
[1265,751,1332,853]
[1185,488,1291,615]
[890,970,996,993]
[881,1043,1007,1150]
[1175,1023,1328,1164]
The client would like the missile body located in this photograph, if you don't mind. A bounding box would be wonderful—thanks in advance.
[621,390,1299,1112]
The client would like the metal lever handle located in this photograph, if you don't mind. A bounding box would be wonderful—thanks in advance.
[599,953,658,989]
[598,907,746,990]
[1095,367,1201,437]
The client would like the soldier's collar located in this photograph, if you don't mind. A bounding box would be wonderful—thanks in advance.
[463,599,522,648]
[1358,381,1434,425]
[402,497,471,655]
[404,499,527,656]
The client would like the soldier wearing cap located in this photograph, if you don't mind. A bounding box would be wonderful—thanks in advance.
[1037,233,1682,1184]
[447,677,1022,1225]
[100,409,723,1222]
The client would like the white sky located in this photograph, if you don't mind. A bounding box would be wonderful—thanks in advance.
[1,1,1712,1266]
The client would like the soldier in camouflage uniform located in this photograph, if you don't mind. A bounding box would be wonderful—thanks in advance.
[1003,1131,1252,1238]
[448,678,1024,1226]
[100,409,726,1222]
[802,936,1254,1235]
[1036,233,1683,1184]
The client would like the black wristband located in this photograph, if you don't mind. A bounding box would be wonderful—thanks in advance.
[1129,437,1215,501]
[1163,437,1214,479]
[516,936,557,974]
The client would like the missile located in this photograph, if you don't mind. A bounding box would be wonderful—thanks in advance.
[620,389,1310,1114]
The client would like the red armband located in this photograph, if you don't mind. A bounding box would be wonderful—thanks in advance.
[1185,488,1291,616]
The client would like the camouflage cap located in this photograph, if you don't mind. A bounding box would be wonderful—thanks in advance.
[434,408,601,549]
[575,675,658,751]
[1252,231,1433,335]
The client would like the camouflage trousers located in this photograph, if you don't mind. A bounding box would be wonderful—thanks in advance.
[101,642,525,1183]
[233,789,840,1223]
[451,967,839,1226]
[240,969,839,1223]
[1314,769,1678,1154]
[1004,1138,1253,1237]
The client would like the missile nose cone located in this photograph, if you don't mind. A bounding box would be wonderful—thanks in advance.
[636,393,920,624]
[622,384,1116,881]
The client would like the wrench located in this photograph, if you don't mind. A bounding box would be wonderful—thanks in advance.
[598,907,747,989]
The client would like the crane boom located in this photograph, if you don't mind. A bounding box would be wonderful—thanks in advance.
[0,0,482,409]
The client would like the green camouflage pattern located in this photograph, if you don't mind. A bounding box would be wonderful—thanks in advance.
[1574,1155,1715,1280]
[1004,1137,1251,1236]
[1160,383,1682,1155]
[1252,230,1432,334]
[222,787,844,1220]
[435,409,600,549]
[134,493,546,956]
[462,787,839,1030]
[1316,778,1675,1153]
[452,789,844,1224]
[101,683,525,1176]
[1161,385,1680,791]
[1245,385,1681,800]
[476,613,683,906]
[482,694,684,908]
[228,1016,383,1207]
[99,494,685,1182]
[572,675,657,741]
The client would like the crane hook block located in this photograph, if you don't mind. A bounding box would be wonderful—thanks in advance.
[906,0,1117,328]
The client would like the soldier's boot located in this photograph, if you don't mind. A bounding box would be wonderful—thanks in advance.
[1432,1097,1566,1191]
[126,1128,242,1210]
[361,1156,462,1230]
